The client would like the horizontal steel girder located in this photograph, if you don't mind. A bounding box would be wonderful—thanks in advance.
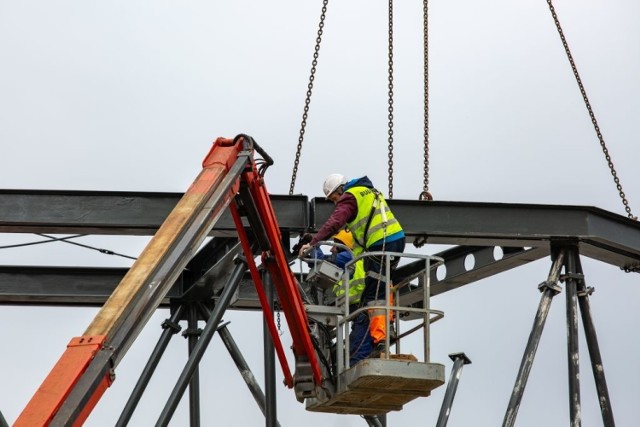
[0,245,546,307]
[0,190,309,236]
[311,198,640,269]
[3,190,640,263]
[1,191,640,307]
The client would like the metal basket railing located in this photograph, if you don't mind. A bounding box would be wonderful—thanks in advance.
[335,251,444,372]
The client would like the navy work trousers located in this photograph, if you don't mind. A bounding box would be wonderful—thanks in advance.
[361,237,406,304]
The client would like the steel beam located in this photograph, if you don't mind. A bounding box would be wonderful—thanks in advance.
[156,261,246,426]
[216,322,281,427]
[436,352,472,427]
[574,258,616,426]
[116,305,184,426]
[312,198,640,268]
[0,237,241,306]
[0,266,155,305]
[503,250,565,427]
[0,190,309,236]
[0,246,546,307]
[2,191,640,270]
[2,194,640,308]
[263,272,278,427]
[397,245,549,304]
[564,248,582,426]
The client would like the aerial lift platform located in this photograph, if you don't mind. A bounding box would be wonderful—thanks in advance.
[13,135,444,426]
[306,357,444,416]
[302,248,446,415]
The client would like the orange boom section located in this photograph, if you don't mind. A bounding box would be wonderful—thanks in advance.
[15,135,322,425]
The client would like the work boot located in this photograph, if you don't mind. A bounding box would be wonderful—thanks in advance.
[369,342,387,359]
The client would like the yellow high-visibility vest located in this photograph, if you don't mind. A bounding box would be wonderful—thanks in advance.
[345,186,403,255]
[333,259,366,304]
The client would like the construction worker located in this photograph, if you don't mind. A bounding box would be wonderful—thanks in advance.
[302,229,371,365]
[299,174,405,358]
[328,230,371,365]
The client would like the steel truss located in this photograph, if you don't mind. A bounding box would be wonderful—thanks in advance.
[1,191,639,425]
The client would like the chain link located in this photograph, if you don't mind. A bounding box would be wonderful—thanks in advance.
[622,263,640,273]
[289,0,329,196]
[420,0,433,202]
[387,0,395,199]
[546,0,636,220]
[276,310,282,335]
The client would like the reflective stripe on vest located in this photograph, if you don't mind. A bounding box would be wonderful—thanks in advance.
[345,186,403,255]
[333,259,366,304]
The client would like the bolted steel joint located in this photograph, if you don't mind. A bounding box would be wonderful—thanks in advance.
[577,286,595,297]
[537,280,562,295]
[161,319,182,334]
[181,327,202,338]
[560,273,585,283]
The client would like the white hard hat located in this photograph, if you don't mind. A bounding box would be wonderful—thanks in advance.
[323,173,347,198]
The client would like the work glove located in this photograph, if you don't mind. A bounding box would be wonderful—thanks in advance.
[298,243,313,259]
[291,233,313,257]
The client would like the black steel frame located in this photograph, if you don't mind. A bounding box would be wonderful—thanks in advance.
[2,191,639,426]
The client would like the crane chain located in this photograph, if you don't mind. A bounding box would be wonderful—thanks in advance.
[622,263,640,274]
[289,0,329,196]
[387,0,395,199]
[276,309,282,335]
[546,0,636,220]
[420,0,433,202]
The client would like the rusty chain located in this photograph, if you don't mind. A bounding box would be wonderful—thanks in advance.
[387,0,395,199]
[622,263,640,273]
[289,0,329,196]
[276,308,282,335]
[546,0,635,220]
[287,0,329,331]
[420,0,433,202]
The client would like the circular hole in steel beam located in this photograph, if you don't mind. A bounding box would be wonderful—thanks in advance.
[436,264,447,281]
[493,246,504,261]
[464,254,475,271]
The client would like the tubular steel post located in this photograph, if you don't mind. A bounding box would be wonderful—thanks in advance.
[436,352,472,427]
[379,414,387,426]
[363,415,384,427]
[503,249,566,427]
[156,258,246,427]
[264,271,278,427]
[116,305,185,427]
[385,254,392,359]
[574,257,616,426]
[564,247,582,427]
[216,322,281,427]
[185,304,201,427]
[423,255,431,362]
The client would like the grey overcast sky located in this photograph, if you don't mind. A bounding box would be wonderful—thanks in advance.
[1,1,640,426]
